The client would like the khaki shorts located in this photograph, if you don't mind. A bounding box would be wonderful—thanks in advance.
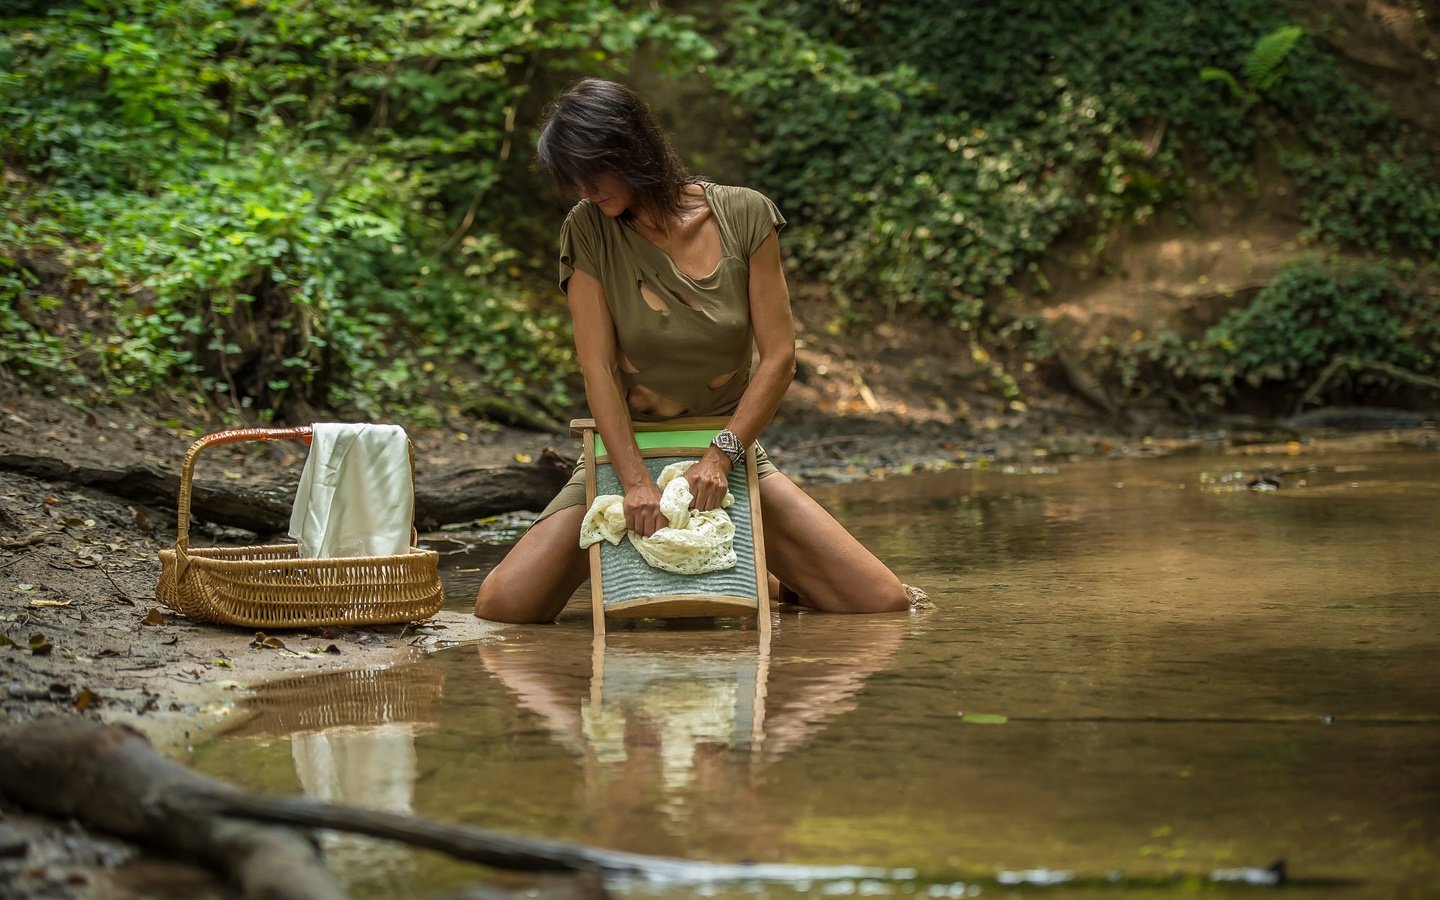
[534,444,778,523]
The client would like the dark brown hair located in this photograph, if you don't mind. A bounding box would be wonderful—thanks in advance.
[535,77,694,223]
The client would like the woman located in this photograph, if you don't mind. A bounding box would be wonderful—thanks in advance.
[474,77,911,623]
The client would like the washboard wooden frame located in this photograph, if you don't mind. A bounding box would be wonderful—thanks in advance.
[571,417,770,636]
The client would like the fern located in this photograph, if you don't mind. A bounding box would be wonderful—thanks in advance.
[1246,25,1304,93]
[1200,66,1245,100]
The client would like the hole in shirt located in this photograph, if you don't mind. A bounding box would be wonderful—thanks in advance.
[639,279,700,313]
[617,352,639,374]
[707,369,739,390]
[626,383,691,418]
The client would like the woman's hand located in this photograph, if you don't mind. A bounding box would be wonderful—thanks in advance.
[623,480,667,537]
[684,450,733,512]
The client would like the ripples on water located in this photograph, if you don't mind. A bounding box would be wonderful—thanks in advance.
[194,448,1440,898]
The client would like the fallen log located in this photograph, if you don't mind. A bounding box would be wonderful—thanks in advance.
[0,717,344,900]
[413,448,574,531]
[0,448,574,533]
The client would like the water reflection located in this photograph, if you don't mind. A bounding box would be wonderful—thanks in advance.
[473,615,909,852]
[222,666,445,883]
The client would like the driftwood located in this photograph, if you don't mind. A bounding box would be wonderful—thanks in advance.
[413,448,573,530]
[0,717,345,900]
[0,718,608,899]
[0,448,574,533]
[1295,356,1440,417]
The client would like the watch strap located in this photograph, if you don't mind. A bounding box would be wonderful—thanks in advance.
[710,428,744,465]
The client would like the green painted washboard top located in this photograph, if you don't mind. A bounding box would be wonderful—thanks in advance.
[593,428,718,459]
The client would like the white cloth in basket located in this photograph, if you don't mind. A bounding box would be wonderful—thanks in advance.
[289,423,412,559]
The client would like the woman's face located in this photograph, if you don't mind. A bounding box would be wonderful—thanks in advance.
[580,172,632,218]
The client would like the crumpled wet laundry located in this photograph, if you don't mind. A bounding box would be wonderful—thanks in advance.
[578,461,737,575]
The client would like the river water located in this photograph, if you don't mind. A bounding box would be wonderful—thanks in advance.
[194,445,1440,898]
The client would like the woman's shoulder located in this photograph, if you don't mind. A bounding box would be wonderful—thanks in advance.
[560,199,612,253]
[701,183,785,246]
[702,182,776,209]
[564,198,604,229]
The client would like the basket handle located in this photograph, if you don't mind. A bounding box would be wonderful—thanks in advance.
[175,426,314,553]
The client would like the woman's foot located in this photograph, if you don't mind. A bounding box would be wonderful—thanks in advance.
[903,584,934,610]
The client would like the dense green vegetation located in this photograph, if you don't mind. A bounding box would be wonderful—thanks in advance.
[712,0,1439,411]
[1116,259,1438,413]
[0,0,708,425]
[1,0,1436,425]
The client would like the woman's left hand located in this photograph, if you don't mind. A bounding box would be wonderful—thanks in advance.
[684,450,733,511]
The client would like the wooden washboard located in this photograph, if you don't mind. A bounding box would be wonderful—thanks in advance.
[572,417,770,636]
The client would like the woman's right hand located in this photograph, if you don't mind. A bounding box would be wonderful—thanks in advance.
[623,481,667,537]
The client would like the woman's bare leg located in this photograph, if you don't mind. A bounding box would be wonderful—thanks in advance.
[474,506,590,624]
[758,473,909,613]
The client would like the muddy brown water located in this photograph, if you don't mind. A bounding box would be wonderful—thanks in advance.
[193,448,1440,898]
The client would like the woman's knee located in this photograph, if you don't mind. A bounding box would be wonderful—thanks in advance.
[474,568,567,623]
[474,509,587,623]
[474,562,530,622]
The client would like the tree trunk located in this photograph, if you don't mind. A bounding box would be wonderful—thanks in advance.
[0,448,574,533]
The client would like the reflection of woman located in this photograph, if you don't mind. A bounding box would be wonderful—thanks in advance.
[474,618,908,854]
[474,77,910,623]
[475,619,907,768]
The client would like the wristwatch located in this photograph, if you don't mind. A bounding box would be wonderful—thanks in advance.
[710,428,745,466]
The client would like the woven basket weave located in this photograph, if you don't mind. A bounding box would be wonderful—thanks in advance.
[156,426,443,629]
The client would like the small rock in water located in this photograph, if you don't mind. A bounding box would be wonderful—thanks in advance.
[996,869,1073,886]
[1211,859,1286,886]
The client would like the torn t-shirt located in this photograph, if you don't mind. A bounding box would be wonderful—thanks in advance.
[557,182,786,422]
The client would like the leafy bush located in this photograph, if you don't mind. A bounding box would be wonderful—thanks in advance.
[1202,260,1434,387]
[0,0,710,424]
[710,0,1439,332]
[1118,260,1438,411]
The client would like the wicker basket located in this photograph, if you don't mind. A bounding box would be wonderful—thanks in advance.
[157,426,444,629]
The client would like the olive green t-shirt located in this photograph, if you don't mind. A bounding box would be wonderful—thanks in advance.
[558,182,786,422]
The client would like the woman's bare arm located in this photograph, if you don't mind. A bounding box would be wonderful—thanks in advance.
[684,229,795,510]
[567,269,666,536]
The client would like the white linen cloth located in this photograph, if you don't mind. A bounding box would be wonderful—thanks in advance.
[578,461,737,575]
[288,423,413,559]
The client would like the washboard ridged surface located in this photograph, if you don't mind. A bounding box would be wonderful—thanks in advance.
[594,455,760,608]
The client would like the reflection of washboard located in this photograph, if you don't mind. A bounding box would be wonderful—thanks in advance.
[572,417,770,635]
[587,631,771,762]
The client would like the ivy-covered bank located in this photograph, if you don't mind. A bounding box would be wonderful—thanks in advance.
[2,0,1437,426]
[711,0,1439,413]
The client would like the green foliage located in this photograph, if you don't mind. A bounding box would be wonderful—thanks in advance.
[710,1,1438,334]
[711,2,1182,326]
[1202,261,1434,389]
[1200,24,1305,99]
[1,0,1436,422]
[0,0,711,423]
[1117,260,1438,409]
[1245,25,1304,92]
